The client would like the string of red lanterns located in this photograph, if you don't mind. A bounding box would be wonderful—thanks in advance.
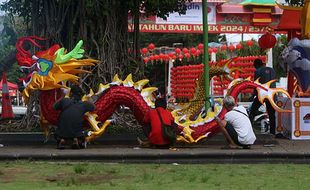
[141,41,257,64]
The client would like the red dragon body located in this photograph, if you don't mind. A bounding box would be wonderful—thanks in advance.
[17,37,291,143]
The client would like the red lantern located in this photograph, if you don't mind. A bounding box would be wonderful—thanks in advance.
[220,45,227,51]
[195,49,201,56]
[208,48,213,54]
[212,47,218,54]
[143,57,149,64]
[175,48,181,54]
[178,54,183,60]
[236,43,242,50]
[182,48,189,54]
[185,53,191,59]
[246,40,254,47]
[159,53,165,60]
[148,43,155,50]
[164,54,170,61]
[258,33,276,49]
[141,48,148,55]
[190,47,197,55]
[229,44,235,51]
[168,52,174,58]
[197,43,204,50]
[154,54,160,60]
[149,55,155,60]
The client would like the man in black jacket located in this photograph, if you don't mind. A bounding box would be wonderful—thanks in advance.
[53,85,95,149]
[249,58,277,136]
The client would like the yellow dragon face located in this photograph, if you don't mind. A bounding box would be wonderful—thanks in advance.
[16,37,97,98]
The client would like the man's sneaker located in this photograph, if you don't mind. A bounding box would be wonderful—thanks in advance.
[57,139,66,149]
[71,138,80,149]
[242,145,251,149]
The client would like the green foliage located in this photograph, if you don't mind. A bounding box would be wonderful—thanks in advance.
[236,41,262,57]
[273,35,288,78]
[144,61,166,93]
[0,16,23,83]
[74,164,88,174]
[141,0,192,19]
[2,162,310,189]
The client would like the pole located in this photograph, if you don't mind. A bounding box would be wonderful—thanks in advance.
[203,0,210,111]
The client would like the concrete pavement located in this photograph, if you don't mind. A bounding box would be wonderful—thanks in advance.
[0,133,310,163]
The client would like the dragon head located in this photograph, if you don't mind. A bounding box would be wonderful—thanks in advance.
[16,36,97,98]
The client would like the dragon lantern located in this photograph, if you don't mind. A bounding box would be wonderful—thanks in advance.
[16,36,290,143]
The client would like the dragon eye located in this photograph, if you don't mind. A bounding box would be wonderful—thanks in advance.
[37,58,53,76]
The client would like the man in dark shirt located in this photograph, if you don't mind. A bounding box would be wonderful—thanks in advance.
[249,59,277,136]
[53,85,95,149]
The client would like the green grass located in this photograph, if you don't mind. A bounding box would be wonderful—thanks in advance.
[1,161,310,189]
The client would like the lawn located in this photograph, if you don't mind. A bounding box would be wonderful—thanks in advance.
[1,161,310,190]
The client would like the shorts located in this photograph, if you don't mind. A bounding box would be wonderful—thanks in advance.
[225,123,242,146]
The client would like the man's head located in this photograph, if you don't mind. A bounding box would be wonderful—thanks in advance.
[223,96,236,111]
[253,58,264,69]
[70,84,84,100]
[155,98,167,109]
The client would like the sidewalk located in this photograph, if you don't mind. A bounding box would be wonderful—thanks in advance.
[0,133,310,163]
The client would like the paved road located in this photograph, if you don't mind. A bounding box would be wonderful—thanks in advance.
[1,133,310,163]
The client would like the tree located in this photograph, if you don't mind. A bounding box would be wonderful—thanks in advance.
[0,0,192,130]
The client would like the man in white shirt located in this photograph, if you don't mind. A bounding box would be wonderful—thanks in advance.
[215,96,256,149]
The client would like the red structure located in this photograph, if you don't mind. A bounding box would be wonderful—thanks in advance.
[1,72,14,119]
[276,8,302,96]
[170,55,266,99]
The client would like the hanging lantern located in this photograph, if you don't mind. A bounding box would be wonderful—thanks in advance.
[220,45,227,51]
[258,33,276,49]
[141,48,148,55]
[149,55,155,60]
[185,53,191,59]
[154,54,160,60]
[164,54,170,61]
[190,47,197,55]
[246,40,254,47]
[148,43,155,50]
[236,43,242,50]
[212,47,218,54]
[175,48,181,54]
[195,49,201,56]
[143,57,149,64]
[228,44,235,51]
[178,54,184,61]
[159,53,165,60]
[197,43,204,50]
[208,48,213,54]
[182,48,189,54]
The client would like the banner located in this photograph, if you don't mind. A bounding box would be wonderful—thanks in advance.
[128,24,274,34]
[156,3,216,25]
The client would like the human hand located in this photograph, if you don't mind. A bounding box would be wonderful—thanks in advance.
[214,116,221,122]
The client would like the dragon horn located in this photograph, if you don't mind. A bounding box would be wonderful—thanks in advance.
[123,74,134,87]
[134,79,149,91]
[55,40,85,64]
